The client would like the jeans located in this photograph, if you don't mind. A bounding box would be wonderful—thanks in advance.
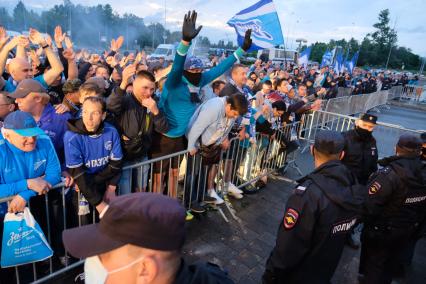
[119,156,150,194]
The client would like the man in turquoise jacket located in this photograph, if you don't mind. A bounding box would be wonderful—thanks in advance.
[152,10,253,203]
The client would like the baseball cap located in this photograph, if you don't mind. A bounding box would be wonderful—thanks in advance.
[3,111,45,137]
[9,79,47,99]
[62,79,82,94]
[63,193,186,258]
[314,130,345,154]
[184,56,204,70]
[360,113,377,124]
[397,134,422,152]
[85,76,108,94]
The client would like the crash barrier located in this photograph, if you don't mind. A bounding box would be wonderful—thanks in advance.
[0,121,303,283]
[299,110,423,159]
[324,90,390,115]
[337,87,352,98]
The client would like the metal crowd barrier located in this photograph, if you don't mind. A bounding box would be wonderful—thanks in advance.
[337,87,352,98]
[299,110,423,159]
[0,121,304,283]
[325,90,390,115]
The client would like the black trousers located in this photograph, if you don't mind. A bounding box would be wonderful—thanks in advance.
[359,225,416,284]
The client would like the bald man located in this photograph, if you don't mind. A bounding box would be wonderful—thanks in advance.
[0,31,64,92]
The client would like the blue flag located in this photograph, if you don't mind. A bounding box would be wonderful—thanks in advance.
[297,47,311,67]
[227,0,284,51]
[321,49,333,68]
[333,49,344,74]
[345,51,359,74]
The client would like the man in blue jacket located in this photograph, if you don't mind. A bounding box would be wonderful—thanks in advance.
[0,111,61,212]
[152,10,253,201]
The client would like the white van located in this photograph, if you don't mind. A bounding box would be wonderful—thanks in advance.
[148,44,177,61]
[257,48,297,64]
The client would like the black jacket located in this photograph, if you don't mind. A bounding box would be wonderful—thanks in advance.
[264,161,365,284]
[66,119,122,206]
[173,259,234,284]
[342,128,378,185]
[107,86,169,160]
[364,156,426,228]
[219,82,241,97]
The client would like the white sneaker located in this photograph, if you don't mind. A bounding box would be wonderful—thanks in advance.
[208,189,224,205]
[228,183,243,194]
[227,183,243,199]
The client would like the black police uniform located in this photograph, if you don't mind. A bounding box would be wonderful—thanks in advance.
[359,155,426,283]
[342,127,378,185]
[263,160,364,283]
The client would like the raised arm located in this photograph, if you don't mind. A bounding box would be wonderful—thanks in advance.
[29,28,64,86]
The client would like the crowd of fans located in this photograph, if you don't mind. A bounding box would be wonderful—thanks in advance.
[0,10,423,281]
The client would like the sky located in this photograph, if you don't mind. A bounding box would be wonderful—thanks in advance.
[3,0,426,56]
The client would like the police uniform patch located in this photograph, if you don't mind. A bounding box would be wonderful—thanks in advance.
[283,208,299,230]
[369,181,381,195]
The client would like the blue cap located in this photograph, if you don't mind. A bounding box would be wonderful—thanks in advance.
[184,56,204,70]
[3,111,45,137]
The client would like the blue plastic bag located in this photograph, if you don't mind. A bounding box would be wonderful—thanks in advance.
[1,207,53,267]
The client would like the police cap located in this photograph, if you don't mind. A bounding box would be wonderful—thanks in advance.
[314,130,345,155]
[397,134,422,152]
[360,113,377,124]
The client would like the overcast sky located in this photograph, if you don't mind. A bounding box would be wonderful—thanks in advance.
[3,0,426,56]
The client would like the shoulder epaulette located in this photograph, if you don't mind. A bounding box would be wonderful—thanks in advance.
[295,180,312,195]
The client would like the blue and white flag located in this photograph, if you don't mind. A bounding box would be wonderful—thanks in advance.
[227,0,284,52]
[320,49,333,67]
[297,47,311,67]
[333,49,344,74]
[345,51,359,74]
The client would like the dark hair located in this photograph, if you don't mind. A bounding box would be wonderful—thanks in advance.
[274,78,287,90]
[95,64,110,74]
[135,70,155,82]
[211,80,225,91]
[226,93,248,115]
[80,82,102,96]
[263,80,272,87]
[272,100,286,112]
[298,83,307,89]
[82,96,106,112]
[231,63,246,74]
[249,71,257,78]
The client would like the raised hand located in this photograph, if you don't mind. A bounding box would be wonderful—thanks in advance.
[64,36,73,49]
[54,25,66,48]
[182,10,202,42]
[110,36,124,52]
[242,29,252,51]
[62,48,75,61]
[29,28,47,46]
[121,64,136,88]
[0,27,10,48]
[17,36,30,48]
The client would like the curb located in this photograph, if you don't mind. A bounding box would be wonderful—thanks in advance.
[388,100,426,111]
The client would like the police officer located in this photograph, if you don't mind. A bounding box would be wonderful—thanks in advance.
[263,130,364,284]
[342,113,379,185]
[359,134,426,284]
[342,113,379,248]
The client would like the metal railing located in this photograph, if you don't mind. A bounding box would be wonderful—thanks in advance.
[0,120,304,283]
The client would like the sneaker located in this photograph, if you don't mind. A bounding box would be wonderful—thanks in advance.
[208,189,224,205]
[186,211,194,221]
[228,183,243,194]
[190,204,205,214]
[203,196,217,204]
[227,184,243,199]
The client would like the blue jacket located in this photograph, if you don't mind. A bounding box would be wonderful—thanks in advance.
[159,42,245,138]
[0,134,61,203]
[3,75,49,92]
[38,103,72,169]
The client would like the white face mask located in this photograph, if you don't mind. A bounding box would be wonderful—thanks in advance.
[84,255,145,284]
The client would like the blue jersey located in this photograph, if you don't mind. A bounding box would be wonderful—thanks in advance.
[3,75,49,92]
[64,123,123,174]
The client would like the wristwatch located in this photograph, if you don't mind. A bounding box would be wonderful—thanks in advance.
[41,44,49,49]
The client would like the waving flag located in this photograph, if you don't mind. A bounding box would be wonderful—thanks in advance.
[320,49,333,67]
[297,47,311,67]
[345,51,359,74]
[333,49,344,74]
[227,0,284,52]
